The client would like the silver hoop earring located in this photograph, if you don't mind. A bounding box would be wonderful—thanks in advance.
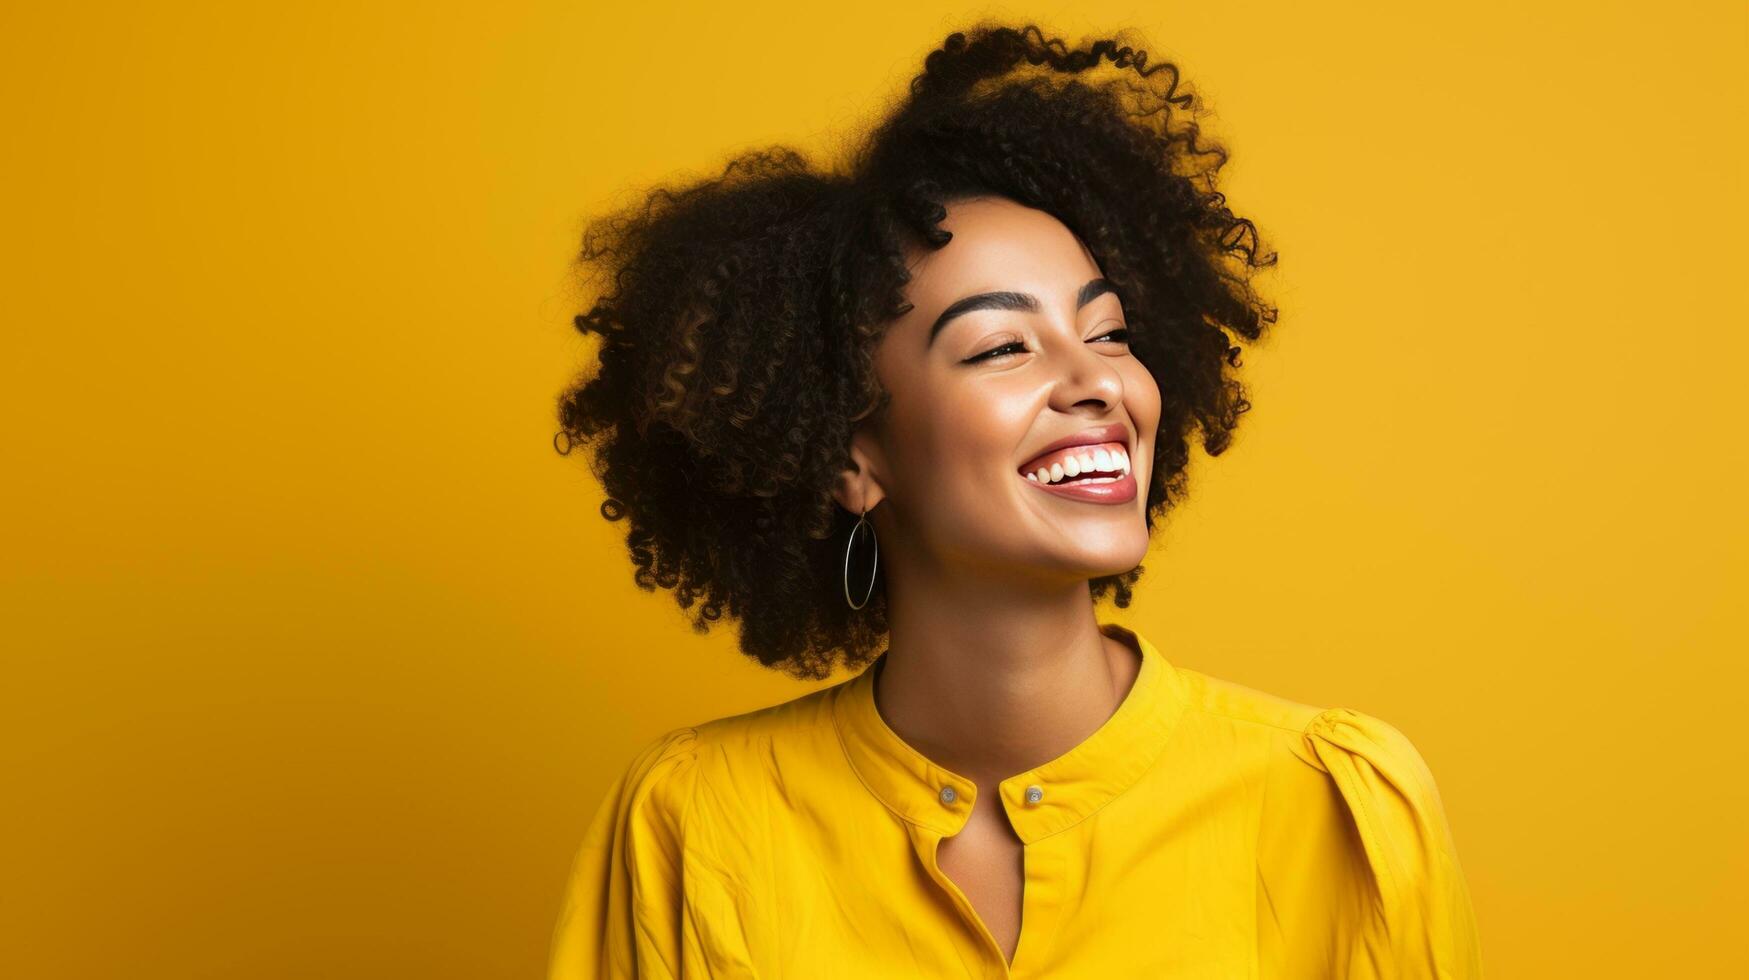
[843,502,879,610]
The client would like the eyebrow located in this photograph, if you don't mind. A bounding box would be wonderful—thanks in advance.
[927,277,1119,347]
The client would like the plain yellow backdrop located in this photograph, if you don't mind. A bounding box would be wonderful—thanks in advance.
[3,1,1744,977]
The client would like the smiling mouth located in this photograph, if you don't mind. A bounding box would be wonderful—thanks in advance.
[1017,442,1133,486]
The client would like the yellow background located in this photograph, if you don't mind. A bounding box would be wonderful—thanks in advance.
[3,1,1743,976]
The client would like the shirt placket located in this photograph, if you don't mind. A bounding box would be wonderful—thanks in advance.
[902,774,1071,979]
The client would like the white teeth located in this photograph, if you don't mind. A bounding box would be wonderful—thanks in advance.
[1022,444,1135,486]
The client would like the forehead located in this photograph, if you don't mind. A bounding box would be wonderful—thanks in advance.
[904,197,1099,301]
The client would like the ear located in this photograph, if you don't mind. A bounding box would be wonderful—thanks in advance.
[831,424,889,517]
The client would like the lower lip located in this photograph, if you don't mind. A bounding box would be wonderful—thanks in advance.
[1019,467,1138,504]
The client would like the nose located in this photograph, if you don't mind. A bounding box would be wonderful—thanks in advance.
[1043,331,1125,411]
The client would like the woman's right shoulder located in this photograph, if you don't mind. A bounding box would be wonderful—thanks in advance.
[580,725,704,865]
[619,724,702,790]
[553,682,847,980]
[602,678,850,820]
[551,715,766,979]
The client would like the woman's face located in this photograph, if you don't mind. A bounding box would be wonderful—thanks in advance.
[844,195,1162,590]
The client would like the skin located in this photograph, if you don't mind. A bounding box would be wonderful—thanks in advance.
[831,195,1164,964]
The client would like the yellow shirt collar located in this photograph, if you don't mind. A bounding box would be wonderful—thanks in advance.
[831,621,1189,844]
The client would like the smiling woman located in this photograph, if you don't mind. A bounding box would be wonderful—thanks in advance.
[842,194,1165,602]
[549,20,1482,979]
[555,29,1272,679]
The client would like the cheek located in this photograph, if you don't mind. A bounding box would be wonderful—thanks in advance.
[890,376,1036,493]
[939,376,1038,461]
[1124,362,1163,431]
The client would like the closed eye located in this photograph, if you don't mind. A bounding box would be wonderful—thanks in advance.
[966,340,1028,363]
[965,327,1131,364]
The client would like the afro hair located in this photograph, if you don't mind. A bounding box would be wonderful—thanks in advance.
[555,22,1278,680]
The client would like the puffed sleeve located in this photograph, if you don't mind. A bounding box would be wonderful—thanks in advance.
[547,726,701,980]
[1303,707,1485,979]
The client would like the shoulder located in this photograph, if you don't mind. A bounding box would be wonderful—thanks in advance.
[1255,701,1486,976]
[1212,685,1459,863]
[1241,697,1485,976]
[1170,667,1449,803]
[564,684,840,883]
[1173,665,1329,734]
[600,678,850,825]
[555,693,838,980]
[1171,669,1449,830]
[1296,705,1444,804]
[690,677,847,754]
[585,724,703,857]
[1291,705,1466,904]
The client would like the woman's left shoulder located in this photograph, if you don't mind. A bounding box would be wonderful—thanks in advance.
[1294,706,1472,873]
[1180,671,1463,829]
[1290,705,1487,977]
[1297,705,1443,802]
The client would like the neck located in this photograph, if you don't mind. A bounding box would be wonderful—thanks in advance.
[872,573,1143,791]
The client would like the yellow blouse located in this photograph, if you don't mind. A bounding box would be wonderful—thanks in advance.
[548,622,1484,978]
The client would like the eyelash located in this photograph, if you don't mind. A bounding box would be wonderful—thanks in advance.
[968,328,1131,363]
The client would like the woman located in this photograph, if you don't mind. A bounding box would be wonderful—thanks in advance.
[548,23,1483,979]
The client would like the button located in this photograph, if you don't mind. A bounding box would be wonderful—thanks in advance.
[939,785,957,805]
[1024,784,1044,804]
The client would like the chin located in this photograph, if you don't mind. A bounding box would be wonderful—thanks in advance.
[1070,540,1150,579]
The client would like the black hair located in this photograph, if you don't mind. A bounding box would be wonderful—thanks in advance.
[555,22,1277,680]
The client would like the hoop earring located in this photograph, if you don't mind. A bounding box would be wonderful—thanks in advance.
[843,502,879,610]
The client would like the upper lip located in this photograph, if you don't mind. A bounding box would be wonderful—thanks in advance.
[1016,422,1134,474]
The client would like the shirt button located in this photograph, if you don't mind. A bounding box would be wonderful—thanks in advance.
[939,785,957,805]
[1024,784,1044,805]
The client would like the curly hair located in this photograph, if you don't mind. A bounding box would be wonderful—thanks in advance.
[554,21,1278,681]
